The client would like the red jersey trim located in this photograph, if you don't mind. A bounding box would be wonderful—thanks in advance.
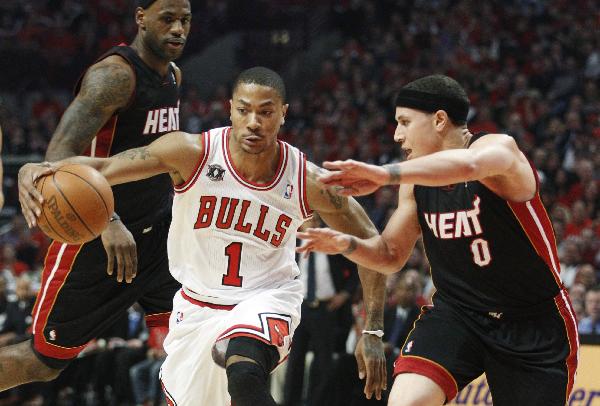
[180,289,236,310]
[32,242,87,359]
[554,290,579,404]
[174,131,210,193]
[145,312,171,328]
[222,127,288,191]
[297,152,313,219]
[393,355,459,402]
[507,195,562,286]
[85,116,117,158]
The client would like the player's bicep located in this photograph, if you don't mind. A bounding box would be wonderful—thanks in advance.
[47,59,134,160]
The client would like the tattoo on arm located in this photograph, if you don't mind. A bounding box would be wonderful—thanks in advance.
[46,61,133,161]
[341,236,358,255]
[321,188,343,209]
[114,147,151,161]
[384,163,402,185]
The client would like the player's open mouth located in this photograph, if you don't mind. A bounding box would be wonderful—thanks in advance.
[166,40,185,49]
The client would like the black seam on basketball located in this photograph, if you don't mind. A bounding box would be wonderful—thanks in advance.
[39,175,72,243]
[57,169,112,219]
[51,173,96,238]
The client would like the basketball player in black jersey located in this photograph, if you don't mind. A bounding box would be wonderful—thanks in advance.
[4,0,191,391]
[297,75,579,405]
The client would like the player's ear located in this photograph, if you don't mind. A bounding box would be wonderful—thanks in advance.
[136,8,146,30]
[281,103,289,125]
[433,110,450,132]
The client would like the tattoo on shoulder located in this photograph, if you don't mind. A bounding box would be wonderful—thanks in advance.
[79,62,133,110]
[384,164,402,184]
[115,147,151,161]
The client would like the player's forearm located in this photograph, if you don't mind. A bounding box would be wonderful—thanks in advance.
[358,265,386,330]
[343,235,406,275]
[383,148,511,186]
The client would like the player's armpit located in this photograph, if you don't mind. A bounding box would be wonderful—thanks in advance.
[46,57,135,160]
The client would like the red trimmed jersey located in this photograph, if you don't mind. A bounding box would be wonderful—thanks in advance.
[413,133,562,312]
[77,45,179,225]
[168,127,312,305]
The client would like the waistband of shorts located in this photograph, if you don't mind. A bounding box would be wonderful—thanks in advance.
[439,289,569,321]
[181,287,237,310]
[123,212,171,233]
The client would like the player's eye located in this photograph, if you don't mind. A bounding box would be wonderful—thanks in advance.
[237,108,247,114]
[262,111,273,117]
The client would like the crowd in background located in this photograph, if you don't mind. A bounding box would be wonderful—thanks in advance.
[0,0,599,404]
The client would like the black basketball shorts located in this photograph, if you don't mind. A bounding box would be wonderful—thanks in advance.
[393,291,578,405]
[31,218,180,369]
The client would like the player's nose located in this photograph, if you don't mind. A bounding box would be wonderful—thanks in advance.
[247,113,260,130]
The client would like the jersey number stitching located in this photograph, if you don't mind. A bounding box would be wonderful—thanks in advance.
[222,242,243,287]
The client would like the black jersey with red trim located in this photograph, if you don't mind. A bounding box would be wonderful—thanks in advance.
[413,133,562,312]
[77,45,179,225]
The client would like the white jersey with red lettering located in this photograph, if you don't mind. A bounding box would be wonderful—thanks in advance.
[161,126,312,405]
[167,126,312,305]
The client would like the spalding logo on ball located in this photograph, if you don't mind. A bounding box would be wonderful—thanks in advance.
[35,164,114,244]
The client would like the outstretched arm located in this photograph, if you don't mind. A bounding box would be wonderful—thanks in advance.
[319,134,534,200]
[299,183,421,274]
[304,162,387,400]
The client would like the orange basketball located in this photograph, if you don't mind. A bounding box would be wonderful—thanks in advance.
[36,164,114,244]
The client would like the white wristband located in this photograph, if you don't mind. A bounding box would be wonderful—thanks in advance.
[362,329,384,338]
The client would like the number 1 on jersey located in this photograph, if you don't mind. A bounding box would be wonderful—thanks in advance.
[223,242,243,287]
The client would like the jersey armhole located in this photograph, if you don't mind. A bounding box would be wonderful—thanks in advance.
[174,131,210,193]
[297,152,313,219]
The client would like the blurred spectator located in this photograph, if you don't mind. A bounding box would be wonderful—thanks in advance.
[0,274,35,347]
[578,285,600,335]
[129,326,168,406]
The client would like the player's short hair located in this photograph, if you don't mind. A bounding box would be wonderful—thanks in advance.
[233,67,286,102]
[137,0,158,8]
[395,74,469,125]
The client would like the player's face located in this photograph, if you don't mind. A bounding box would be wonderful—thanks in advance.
[141,0,192,61]
[230,83,288,155]
[393,107,441,160]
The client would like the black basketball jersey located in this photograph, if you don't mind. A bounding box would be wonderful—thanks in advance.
[413,133,562,312]
[78,45,179,225]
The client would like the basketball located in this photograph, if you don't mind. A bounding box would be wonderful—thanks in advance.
[35,164,114,244]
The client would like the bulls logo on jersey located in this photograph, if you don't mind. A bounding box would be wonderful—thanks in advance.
[206,164,226,182]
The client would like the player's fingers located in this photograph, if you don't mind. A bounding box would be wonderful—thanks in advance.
[129,245,138,281]
[106,249,115,276]
[356,355,366,380]
[116,251,125,283]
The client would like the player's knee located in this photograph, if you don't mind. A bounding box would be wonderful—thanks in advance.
[15,342,63,382]
[388,376,445,406]
[226,361,267,399]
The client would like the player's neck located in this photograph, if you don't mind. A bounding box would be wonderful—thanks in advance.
[130,38,171,77]
[441,126,472,151]
[228,141,280,184]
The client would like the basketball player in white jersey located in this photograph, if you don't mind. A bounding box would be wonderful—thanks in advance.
[18,67,388,406]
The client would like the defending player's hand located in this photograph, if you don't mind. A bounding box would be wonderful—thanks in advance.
[355,333,387,400]
[17,162,56,228]
[296,227,353,256]
[102,219,138,283]
[319,160,388,196]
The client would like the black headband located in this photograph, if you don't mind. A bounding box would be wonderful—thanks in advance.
[394,88,469,124]
[138,0,158,9]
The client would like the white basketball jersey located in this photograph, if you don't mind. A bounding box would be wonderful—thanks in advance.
[168,127,312,305]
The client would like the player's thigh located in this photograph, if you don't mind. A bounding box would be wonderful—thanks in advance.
[484,307,577,406]
[136,221,181,325]
[393,303,485,403]
[389,373,446,406]
[485,358,570,406]
[32,240,145,365]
